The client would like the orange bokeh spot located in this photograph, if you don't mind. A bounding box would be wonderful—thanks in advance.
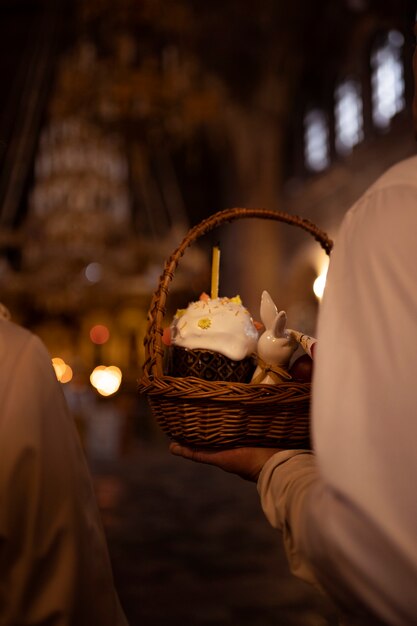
[90,324,110,344]
[52,358,73,384]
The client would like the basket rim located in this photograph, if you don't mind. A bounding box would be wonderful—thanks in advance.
[139,371,311,404]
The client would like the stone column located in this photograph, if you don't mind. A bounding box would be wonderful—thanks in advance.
[217,102,285,315]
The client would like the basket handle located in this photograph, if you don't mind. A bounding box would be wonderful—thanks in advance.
[142,207,333,379]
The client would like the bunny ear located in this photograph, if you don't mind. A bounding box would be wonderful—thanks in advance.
[260,290,278,329]
[273,310,287,338]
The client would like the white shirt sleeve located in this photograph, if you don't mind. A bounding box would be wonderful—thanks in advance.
[257,450,321,588]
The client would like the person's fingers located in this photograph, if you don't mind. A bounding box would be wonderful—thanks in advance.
[169,442,215,464]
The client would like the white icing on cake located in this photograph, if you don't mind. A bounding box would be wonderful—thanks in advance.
[170,296,258,361]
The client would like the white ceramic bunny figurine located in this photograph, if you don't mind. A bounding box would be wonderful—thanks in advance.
[251,290,298,384]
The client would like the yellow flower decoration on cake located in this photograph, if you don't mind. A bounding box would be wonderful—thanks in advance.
[198,318,212,329]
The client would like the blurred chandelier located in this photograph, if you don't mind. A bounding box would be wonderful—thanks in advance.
[1,114,206,315]
[29,117,130,259]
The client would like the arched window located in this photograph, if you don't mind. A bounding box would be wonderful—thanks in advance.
[304,109,330,172]
[371,30,405,129]
[335,80,364,155]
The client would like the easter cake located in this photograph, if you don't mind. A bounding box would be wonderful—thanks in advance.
[167,293,258,382]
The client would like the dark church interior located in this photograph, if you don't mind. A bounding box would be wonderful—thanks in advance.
[0,0,416,624]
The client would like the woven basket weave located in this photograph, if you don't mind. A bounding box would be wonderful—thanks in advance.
[139,208,333,450]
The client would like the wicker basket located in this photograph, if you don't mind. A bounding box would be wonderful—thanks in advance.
[139,208,333,450]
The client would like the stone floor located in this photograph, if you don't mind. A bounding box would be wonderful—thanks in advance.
[91,435,343,626]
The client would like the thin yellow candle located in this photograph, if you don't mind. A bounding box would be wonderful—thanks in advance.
[211,245,221,299]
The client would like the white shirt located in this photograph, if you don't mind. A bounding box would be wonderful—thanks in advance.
[0,320,128,625]
[258,155,417,625]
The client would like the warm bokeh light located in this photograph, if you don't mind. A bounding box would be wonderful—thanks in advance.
[85,261,103,283]
[60,364,73,383]
[52,357,73,384]
[313,258,329,300]
[89,324,110,344]
[90,365,122,396]
[52,357,65,378]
